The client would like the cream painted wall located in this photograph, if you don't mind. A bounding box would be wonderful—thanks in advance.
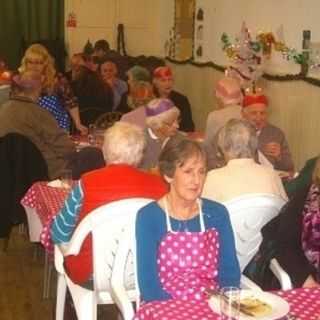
[169,62,320,170]
[65,0,174,56]
[197,0,320,76]
[65,0,320,169]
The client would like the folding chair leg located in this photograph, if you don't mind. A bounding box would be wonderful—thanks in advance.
[0,237,9,252]
[55,274,67,320]
[43,251,53,299]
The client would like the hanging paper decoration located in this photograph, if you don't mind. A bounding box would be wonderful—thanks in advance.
[67,12,77,28]
[221,23,264,90]
[221,24,307,66]
[221,23,311,89]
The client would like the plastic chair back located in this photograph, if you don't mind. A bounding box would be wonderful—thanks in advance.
[54,197,152,320]
[223,193,286,272]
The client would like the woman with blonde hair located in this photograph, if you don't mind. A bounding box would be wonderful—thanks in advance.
[19,43,87,134]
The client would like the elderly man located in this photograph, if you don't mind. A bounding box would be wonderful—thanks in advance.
[202,119,288,203]
[51,122,168,286]
[98,58,128,111]
[242,94,294,172]
[153,66,194,132]
[204,76,243,169]
[0,71,75,180]
[140,98,181,170]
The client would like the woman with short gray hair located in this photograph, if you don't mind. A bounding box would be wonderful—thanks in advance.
[51,121,168,287]
[103,121,146,166]
[217,118,257,161]
[202,118,288,202]
[134,135,240,319]
[140,98,181,170]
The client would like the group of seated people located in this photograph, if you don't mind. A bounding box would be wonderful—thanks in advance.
[68,40,195,131]
[1,39,319,318]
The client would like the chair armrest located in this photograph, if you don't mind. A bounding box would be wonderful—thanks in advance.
[269,258,293,290]
[240,274,262,291]
[110,279,135,320]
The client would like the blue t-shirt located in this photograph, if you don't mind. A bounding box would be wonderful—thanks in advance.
[136,198,241,302]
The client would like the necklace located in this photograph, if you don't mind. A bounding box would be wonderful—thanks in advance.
[165,195,201,231]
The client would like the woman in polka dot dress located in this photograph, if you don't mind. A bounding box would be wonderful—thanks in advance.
[135,137,240,320]
[19,44,87,134]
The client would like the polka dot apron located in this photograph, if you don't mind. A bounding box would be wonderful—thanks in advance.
[134,199,221,320]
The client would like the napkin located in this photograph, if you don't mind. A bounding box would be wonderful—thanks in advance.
[47,179,64,188]
[208,294,221,314]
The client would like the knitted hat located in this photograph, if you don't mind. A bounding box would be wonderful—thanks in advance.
[242,94,268,108]
[153,66,173,79]
[215,76,243,106]
[128,66,151,82]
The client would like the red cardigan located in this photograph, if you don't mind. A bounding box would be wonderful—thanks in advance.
[64,164,168,284]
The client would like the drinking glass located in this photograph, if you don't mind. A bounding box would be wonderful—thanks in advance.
[94,128,105,147]
[60,168,73,189]
[88,124,97,145]
[220,287,240,320]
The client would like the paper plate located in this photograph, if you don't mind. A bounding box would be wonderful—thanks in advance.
[208,289,290,320]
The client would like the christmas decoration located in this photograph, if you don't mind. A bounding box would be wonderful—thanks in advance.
[66,12,77,28]
[83,40,94,56]
[221,23,264,90]
[221,23,311,89]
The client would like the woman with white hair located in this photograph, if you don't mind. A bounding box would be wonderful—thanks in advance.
[140,98,181,170]
[202,118,288,203]
[51,121,168,287]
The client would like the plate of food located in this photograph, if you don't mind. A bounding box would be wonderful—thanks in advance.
[208,289,290,320]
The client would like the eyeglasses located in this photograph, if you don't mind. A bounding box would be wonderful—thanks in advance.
[26,58,44,65]
[163,117,181,128]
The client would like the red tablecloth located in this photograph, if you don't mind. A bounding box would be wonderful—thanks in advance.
[137,288,320,320]
[276,287,320,319]
[21,181,71,253]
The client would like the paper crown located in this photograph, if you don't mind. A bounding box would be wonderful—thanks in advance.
[215,77,243,105]
[153,66,173,79]
[242,94,268,108]
[12,73,41,90]
[145,98,174,117]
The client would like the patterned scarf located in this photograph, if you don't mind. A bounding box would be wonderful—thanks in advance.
[302,184,320,271]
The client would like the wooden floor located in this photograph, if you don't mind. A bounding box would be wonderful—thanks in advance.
[0,227,119,320]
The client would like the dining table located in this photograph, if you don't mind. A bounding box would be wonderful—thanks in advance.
[21,180,320,318]
[21,181,72,254]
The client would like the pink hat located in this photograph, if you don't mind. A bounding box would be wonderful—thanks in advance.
[215,76,243,106]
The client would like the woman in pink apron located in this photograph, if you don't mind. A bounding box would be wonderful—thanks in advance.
[135,137,240,320]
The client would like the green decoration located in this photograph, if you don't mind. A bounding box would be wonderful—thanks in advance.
[83,40,94,55]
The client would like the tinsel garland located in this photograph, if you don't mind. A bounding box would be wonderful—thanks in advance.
[221,32,307,65]
[165,57,320,87]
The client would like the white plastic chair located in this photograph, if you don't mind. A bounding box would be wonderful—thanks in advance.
[54,197,153,320]
[269,257,293,290]
[111,196,285,320]
[223,193,286,288]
